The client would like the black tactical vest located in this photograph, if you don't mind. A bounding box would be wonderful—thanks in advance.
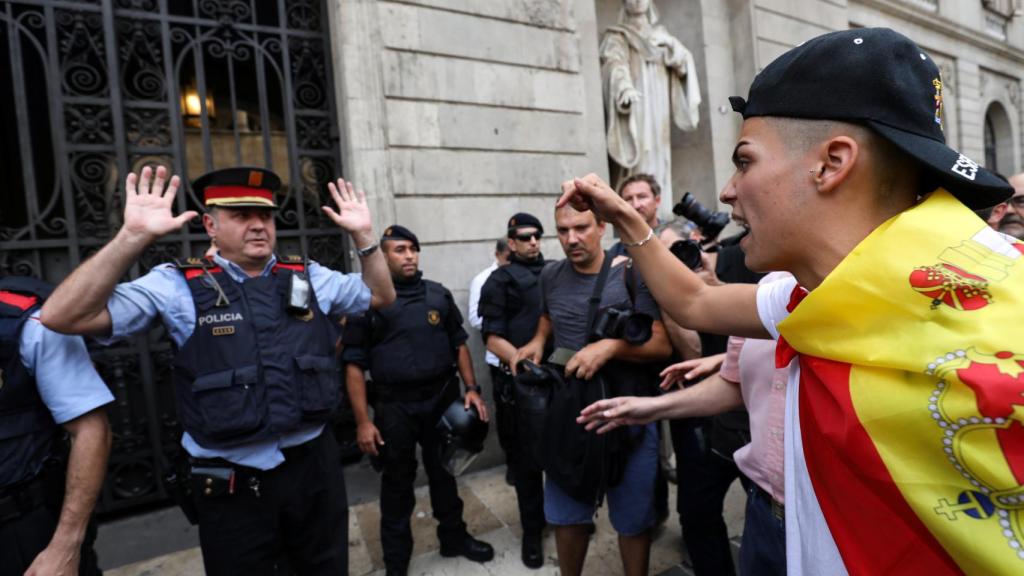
[173,259,339,449]
[0,277,59,487]
[366,279,456,386]
[497,262,544,348]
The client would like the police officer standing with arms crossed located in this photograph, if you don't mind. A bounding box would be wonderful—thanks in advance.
[41,165,395,575]
[1,276,113,575]
[478,212,547,569]
[342,225,494,576]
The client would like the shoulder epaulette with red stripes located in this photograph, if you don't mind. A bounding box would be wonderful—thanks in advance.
[273,254,305,273]
[0,290,39,311]
[174,257,223,281]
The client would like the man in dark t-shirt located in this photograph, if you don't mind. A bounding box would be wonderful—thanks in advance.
[514,205,671,576]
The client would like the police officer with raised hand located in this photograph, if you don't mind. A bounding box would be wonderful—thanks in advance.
[40,165,395,575]
[478,212,547,569]
[0,276,113,576]
[342,225,493,576]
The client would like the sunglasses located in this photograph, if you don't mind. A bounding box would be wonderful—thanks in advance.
[513,232,542,242]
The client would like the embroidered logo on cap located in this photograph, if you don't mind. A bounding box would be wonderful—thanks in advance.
[248,171,263,187]
[952,154,979,181]
[933,78,944,130]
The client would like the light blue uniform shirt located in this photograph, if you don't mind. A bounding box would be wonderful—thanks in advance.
[104,253,371,470]
[20,317,114,424]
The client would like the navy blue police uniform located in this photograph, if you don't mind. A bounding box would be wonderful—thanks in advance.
[477,213,547,554]
[102,168,368,575]
[341,226,484,576]
[0,276,112,575]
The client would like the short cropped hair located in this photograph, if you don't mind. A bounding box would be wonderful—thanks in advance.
[618,173,661,198]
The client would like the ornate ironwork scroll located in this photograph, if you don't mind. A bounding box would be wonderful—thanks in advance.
[0,0,345,514]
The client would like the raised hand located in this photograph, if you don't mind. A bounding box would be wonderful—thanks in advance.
[322,178,373,236]
[121,166,197,243]
[556,173,625,224]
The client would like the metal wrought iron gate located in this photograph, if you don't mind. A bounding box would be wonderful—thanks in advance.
[0,0,346,514]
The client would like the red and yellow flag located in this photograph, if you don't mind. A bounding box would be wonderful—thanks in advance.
[779,189,1024,575]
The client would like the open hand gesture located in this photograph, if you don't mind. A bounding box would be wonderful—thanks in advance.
[322,178,373,236]
[121,166,197,243]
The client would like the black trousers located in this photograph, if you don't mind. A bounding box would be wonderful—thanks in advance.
[375,395,467,573]
[671,418,751,576]
[192,431,349,576]
[0,499,101,576]
[491,368,545,536]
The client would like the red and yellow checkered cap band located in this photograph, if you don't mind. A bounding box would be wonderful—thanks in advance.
[204,185,277,208]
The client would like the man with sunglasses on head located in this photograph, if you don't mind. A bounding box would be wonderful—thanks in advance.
[478,213,548,568]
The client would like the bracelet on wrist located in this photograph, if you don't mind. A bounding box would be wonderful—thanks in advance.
[620,228,655,249]
[464,384,481,394]
[355,241,379,257]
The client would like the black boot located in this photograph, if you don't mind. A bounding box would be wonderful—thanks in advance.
[521,531,543,569]
[440,534,495,563]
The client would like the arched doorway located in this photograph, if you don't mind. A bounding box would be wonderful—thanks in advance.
[983,101,1014,174]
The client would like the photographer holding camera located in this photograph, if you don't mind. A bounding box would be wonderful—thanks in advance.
[512,203,670,576]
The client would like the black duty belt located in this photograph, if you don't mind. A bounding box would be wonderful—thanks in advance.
[375,373,454,403]
[751,483,785,522]
[0,474,58,524]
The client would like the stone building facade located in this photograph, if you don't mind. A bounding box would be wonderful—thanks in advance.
[325,0,1024,377]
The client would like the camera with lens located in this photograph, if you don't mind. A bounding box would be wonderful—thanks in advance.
[673,192,730,241]
[591,306,653,345]
[669,239,703,271]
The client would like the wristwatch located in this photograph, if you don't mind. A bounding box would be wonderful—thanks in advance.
[355,241,379,258]
[464,384,481,394]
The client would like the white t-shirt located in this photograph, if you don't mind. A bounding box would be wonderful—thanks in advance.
[468,262,499,367]
[756,276,847,576]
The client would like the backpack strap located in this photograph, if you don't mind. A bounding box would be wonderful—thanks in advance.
[585,251,613,340]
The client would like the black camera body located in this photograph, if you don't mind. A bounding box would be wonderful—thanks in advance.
[673,192,730,241]
[592,306,653,345]
[669,239,703,271]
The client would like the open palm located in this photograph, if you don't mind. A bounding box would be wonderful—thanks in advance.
[122,166,197,241]
[322,178,373,234]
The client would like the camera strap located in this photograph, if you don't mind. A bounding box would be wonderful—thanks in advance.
[585,250,613,339]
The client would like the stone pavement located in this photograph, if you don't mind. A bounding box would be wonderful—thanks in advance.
[101,464,745,576]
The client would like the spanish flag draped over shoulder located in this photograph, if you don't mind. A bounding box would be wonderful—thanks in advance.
[778,189,1024,575]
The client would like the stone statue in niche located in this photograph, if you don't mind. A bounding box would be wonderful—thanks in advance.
[601,0,701,210]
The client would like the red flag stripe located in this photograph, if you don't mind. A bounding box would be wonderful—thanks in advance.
[798,355,962,575]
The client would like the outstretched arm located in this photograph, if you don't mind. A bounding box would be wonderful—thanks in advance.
[322,179,395,310]
[577,372,743,434]
[41,166,197,336]
[25,408,111,576]
[557,175,767,339]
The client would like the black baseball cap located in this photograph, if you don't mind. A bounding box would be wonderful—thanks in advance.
[729,28,1012,210]
[381,225,420,250]
[507,212,544,237]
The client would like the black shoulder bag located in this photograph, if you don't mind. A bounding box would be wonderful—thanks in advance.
[541,252,618,507]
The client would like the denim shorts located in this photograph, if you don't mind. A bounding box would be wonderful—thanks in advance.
[543,422,658,536]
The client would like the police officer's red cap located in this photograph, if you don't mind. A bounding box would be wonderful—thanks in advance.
[193,167,281,209]
[382,225,420,251]
[729,27,1012,210]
